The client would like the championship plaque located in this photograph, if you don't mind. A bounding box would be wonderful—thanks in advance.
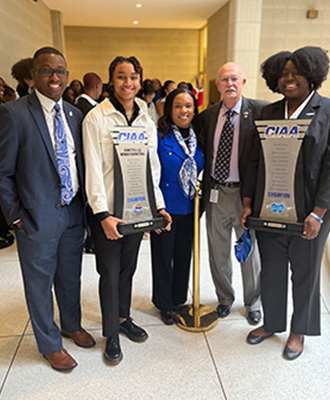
[112,126,165,235]
[246,119,311,236]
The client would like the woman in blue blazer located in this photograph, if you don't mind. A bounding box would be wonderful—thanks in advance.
[151,88,205,324]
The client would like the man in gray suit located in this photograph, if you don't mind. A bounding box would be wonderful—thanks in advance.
[200,62,267,324]
[0,47,95,371]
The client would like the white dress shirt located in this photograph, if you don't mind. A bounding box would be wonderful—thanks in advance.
[35,89,79,196]
[212,98,242,182]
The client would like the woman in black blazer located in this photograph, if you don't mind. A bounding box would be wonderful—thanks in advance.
[241,46,330,360]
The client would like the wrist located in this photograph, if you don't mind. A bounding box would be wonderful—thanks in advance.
[310,212,323,224]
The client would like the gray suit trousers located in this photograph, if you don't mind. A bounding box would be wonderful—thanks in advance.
[206,185,261,311]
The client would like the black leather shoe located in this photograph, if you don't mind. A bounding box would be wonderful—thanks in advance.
[104,333,123,365]
[84,236,95,254]
[247,330,274,345]
[0,233,14,249]
[283,337,304,360]
[119,318,148,342]
[216,304,231,318]
[161,310,174,325]
[247,310,261,325]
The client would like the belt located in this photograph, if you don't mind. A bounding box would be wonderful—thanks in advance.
[219,182,240,189]
[211,178,240,189]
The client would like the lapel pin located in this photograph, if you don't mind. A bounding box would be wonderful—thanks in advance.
[69,111,73,117]
[243,112,249,119]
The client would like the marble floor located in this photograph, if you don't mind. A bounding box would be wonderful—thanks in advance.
[1,218,330,400]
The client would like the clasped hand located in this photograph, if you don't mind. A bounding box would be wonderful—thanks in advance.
[302,214,321,240]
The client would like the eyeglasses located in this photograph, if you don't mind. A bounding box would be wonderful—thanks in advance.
[220,77,241,84]
[37,68,69,78]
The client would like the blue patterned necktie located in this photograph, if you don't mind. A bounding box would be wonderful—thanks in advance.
[214,110,234,183]
[54,103,73,204]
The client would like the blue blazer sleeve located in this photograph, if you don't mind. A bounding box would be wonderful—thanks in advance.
[157,129,204,214]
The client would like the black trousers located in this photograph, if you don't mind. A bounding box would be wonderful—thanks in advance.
[0,206,10,238]
[150,213,194,312]
[257,212,330,336]
[89,212,143,337]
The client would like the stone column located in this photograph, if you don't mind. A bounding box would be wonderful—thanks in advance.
[51,10,66,54]
[227,0,263,98]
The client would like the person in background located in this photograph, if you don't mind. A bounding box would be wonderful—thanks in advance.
[99,84,110,101]
[0,46,95,372]
[241,46,330,361]
[138,83,158,125]
[0,78,16,249]
[178,75,204,108]
[150,88,204,324]
[200,62,266,326]
[11,58,34,97]
[143,78,153,87]
[76,72,103,116]
[156,80,176,118]
[83,56,171,365]
[62,87,75,104]
[75,72,103,254]
[0,206,14,249]
[151,78,162,103]
[0,78,16,103]
[70,79,84,101]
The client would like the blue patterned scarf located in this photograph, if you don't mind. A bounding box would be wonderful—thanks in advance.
[172,124,197,199]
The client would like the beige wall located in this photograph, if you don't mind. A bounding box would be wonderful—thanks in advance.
[206,0,330,103]
[64,26,200,86]
[2,0,330,103]
[258,0,330,101]
[0,0,54,88]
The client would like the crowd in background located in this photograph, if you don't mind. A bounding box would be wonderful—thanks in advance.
[1,45,329,370]
[0,57,205,252]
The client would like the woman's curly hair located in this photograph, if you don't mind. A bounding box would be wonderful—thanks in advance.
[261,46,329,93]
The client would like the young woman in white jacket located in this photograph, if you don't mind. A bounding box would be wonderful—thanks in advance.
[83,56,171,365]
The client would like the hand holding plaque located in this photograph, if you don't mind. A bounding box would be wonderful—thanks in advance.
[247,119,312,235]
[111,126,166,235]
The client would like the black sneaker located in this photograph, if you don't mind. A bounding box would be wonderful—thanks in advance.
[104,333,123,365]
[119,317,148,342]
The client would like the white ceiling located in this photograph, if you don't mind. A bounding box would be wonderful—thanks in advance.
[42,0,226,29]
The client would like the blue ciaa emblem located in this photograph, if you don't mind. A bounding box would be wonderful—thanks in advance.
[271,203,285,214]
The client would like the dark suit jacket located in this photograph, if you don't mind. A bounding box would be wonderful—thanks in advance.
[199,96,268,211]
[0,91,85,240]
[76,96,95,117]
[250,92,330,215]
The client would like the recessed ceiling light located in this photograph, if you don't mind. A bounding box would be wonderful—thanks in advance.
[133,21,139,24]
[136,4,142,8]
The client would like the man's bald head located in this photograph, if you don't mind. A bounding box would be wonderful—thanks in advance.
[216,62,246,109]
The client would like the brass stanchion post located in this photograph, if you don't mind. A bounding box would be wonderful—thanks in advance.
[174,180,218,332]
